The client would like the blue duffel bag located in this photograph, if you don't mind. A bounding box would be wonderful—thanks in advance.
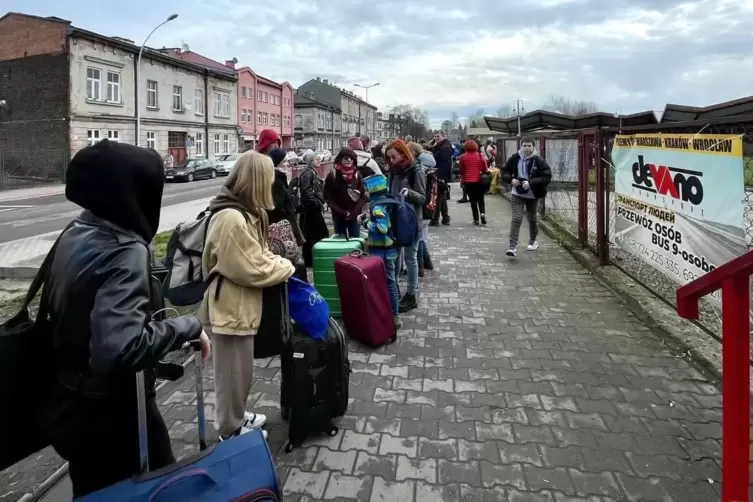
[75,346,281,501]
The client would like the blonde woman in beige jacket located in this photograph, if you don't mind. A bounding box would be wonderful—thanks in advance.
[200,151,295,441]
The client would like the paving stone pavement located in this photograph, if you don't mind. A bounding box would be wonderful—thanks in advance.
[157,193,727,502]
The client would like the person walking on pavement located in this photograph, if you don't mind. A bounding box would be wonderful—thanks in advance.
[385,139,426,312]
[42,140,210,497]
[257,128,282,155]
[164,152,174,169]
[298,151,329,266]
[501,136,552,257]
[201,151,295,442]
[458,139,490,226]
[408,142,436,276]
[347,137,382,178]
[431,130,453,225]
[324,147,367,239]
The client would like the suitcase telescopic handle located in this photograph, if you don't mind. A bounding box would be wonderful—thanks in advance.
[281,281,292,344]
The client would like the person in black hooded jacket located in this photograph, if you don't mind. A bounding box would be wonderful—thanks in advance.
[41,140,209,497]
[266,148,304,246]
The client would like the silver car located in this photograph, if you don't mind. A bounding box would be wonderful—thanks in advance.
[214,154,239,176]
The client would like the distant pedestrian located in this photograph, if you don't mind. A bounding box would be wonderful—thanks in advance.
[359,134,372,151]
[324,147,366,239]
[501,136,552,257]
[164,152,174,169]
[404,135,413,143]
[257,129,282,155]
[430,130,453,225]
[347,137,381,178]
[458,140,489,225]
[371,142,387,173]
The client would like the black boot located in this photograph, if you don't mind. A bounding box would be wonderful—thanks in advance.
[429,220,439,227]
[399,293,418,313]
[424,255,434,270]
[418,259,425,278]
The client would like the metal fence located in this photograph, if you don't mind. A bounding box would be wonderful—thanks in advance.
[520,116,753,341]
[0,150,67,191]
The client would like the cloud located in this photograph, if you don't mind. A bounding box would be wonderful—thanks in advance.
[9,0,753,126]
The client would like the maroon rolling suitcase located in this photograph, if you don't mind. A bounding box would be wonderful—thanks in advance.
[334,250,396,347]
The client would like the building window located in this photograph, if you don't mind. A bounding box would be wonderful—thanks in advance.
[221,94,230,117]
[241,109,246,122]
[222,134,229,153]
[214,134,220,154]
[195,132,204,156]
[213,93,221,116]
[295,114,302,126]
[241,86,247,98]
[146,131,156,149]
[194,89,204,115]
[107,130,119,142]
[172,86,183,111]
[258,111,262,125]
[263,92,268,103]
[87,129,100,146]
[257,90,262,101]
[106,71,121,103]
[146,80,158,108]
[263,112,268,125]
[86,68,101,100]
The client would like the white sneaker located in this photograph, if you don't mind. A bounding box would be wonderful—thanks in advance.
[506,247,517,258]
[243,412,268,429]
[527,241,539,251]
[220,425,268,441]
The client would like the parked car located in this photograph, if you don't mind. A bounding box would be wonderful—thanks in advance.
[285,151,298,166]
[317,150,332,162]
[164,158,217,182]
[214,154,238,176]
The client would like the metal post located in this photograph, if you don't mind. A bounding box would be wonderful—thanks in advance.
[135,15,178,147]
[513,98,525,138]
[721,276,750,502]
[594,131,608,265]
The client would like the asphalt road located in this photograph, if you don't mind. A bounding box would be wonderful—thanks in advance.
[0,178,225,243]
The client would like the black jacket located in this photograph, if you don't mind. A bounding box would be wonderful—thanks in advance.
[432,139,454,183]
[53,140,202,397]
[267,169,304,244]
[501,153,553,199]
[299,166,325,209]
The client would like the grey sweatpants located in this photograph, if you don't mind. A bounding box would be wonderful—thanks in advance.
[212,333,255,437]
[509,196,539,247]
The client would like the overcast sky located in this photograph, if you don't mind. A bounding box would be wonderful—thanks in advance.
[8,0,753,127]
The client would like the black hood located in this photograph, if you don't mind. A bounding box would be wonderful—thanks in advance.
[65,140,165,242]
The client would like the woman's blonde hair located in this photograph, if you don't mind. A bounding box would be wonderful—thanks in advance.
[407,141,423,159]
[224,150,275,243]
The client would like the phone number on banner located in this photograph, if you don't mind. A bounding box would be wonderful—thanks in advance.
[615,233,721,302]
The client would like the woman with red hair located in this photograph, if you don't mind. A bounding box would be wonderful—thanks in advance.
[384,139,426,313]
[458,139,489,225]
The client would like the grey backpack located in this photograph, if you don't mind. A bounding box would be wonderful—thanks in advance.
[163,208,244,306]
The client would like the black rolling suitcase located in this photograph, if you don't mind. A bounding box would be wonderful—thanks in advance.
[279,286,350,452]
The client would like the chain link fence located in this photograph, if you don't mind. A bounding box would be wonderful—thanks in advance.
[0,150,67,191]
[539,137,580,237]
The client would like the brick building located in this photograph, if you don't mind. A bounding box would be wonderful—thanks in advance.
[0,12,238,189]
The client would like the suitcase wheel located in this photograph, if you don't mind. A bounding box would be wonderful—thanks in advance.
[328,425,339,437]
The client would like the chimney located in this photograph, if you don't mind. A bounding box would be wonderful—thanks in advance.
[323,79,329,85]
[225,60,235,69]
[316,77,321,81]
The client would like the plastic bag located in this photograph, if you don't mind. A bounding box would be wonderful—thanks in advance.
[287,277,329,340]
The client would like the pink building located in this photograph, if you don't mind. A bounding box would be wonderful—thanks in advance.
[235,66,294,150]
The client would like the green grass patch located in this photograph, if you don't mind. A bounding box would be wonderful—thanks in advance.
[151,231,172,260]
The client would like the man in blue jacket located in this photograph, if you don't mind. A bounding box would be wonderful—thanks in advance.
[430,130,453,225]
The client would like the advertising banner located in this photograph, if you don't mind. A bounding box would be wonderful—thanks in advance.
[611,134,747,303]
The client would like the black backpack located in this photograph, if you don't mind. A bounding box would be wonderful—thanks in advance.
[288,177,304,213]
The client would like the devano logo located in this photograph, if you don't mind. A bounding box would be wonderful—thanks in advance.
[631,155,704,205]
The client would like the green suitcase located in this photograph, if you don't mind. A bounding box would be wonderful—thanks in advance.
[312,236,366,317]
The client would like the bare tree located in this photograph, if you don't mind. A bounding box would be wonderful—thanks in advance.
[542,95,599,115]
[495,105,513,117]
[388,104,429,139]
[466,108,486,127]
[450,112,460,127]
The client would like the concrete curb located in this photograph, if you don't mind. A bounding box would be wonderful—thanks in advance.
[537,217,723,382]
[19,353,198,501]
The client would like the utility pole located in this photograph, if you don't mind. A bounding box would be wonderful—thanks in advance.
[513,98,525,138]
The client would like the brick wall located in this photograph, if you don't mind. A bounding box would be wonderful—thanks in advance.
[0,13,68,62]
[0,54,70,189]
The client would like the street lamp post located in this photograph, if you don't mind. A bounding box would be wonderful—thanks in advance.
[136,14,178,147]
[513,98,525,138]
[354,82,379,138]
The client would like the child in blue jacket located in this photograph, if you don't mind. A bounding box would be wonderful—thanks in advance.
[358,174,401,330]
